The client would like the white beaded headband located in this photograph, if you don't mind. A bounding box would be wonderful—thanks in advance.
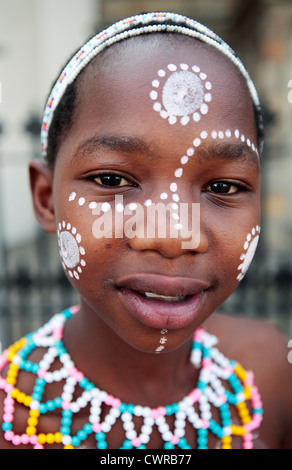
[41,12,262,157]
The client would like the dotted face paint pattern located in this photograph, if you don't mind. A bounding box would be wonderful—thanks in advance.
[150,63,212,126]
[57,221,86,280]
[237,226,261,282]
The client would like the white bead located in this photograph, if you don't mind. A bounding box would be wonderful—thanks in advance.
[140,434,150,444]
[125,430,136,440]
[162,431,172,442]
[123,420,134,431]
[141,424,152,435]
[101,422,111,433]
[121,412,132,422]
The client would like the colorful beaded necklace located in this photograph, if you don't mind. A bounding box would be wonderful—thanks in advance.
[0,306,263,449]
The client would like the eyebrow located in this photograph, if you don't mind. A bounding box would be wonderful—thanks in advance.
[72,135,155,160]
[72,134,260,169]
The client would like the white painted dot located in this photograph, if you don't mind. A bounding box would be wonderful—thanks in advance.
[66,223,71,230]
[211,130,217,139]
[144,199,152,207]
[247,233,252,242]
[181,156,189,165]
[192,65,200,73]
[116,203,124,213]
[152,80,160,88]
[128,203,137,211]
[62,221,66,228]
[174,223,183,230]
[205,81,212,90]
[234,129,240,138]
[78,197,85,206]
[200,103,209,115]
[247,138,251,147]
[101,202,111,212]
[241,134,245,142]
[218,131,224,139]
[181,116,190,125]
[168,115,177,125]
[168,64,177,71]
[174,168,183,178]
[172,194,180,202]
[193,112,201,122]
[76,233,82,243]
[160,110,168,119]
[153,102,161,112]
[80,260,86,267]
[204,93,212,102]
[69,192,76,202]
[172,203,178,210]
[180,63,189,70]
[200,72,207,80]
[72,227,76,234]
[158,69,166,77]
[244,241,249,250]
[170,182,177,192]
[172,213,180,220]
[79,246,85,255]
[150,90,158,100]
[200,131,208,139]
[187,147,195,156]
[225,129,232,138]
[252,227,256,235]
[160,192,168,200]
[89,202,97,209]
[193,138,201,147]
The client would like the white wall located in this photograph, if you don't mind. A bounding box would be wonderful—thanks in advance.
[0,0,100,246]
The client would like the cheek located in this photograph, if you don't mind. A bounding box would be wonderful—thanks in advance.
[236,225,260,282]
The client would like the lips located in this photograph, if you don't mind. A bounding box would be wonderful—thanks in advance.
[116,273,209,329]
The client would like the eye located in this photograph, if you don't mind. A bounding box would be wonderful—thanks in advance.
[94,173,133,188]
[206,181,239,194]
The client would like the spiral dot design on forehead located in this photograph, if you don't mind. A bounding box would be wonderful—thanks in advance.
[150,64,212,125]
[41,12,263,158]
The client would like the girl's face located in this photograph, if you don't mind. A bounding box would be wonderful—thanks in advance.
[51,36,260,353]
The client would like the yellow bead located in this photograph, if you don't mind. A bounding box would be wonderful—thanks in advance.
[46,433,55,444]
[30,409,40,418]
[6,376,17,385]
[38,433,47,445]
[26,426,37,436]
[222,436,232,444]
[244,385,252,400]
[234,363,247,382]
[231,424,246,436]
[54,432,63,444]
[27,417,38,427]
[64,445,74,449]
[221,444,232,449]
[11,388,20,399]
[23,396,32,407]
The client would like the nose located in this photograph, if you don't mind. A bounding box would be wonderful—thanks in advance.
[126,200,208,259]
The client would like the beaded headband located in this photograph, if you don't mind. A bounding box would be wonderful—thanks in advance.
[41,11,262,157]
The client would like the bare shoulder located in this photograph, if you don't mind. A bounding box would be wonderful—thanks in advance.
[206,312,292,449]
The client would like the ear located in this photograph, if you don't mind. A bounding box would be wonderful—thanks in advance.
[29,160,56,233]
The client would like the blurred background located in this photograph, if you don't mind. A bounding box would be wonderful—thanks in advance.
[0,0,292,349]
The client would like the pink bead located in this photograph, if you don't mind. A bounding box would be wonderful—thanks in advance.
[52,327,63,340]
[218,394,227,404]
[29,435,38,445]
[34,442,44,449]
[4,405,15,414]
[188,389,201,403]
[151,409,159,419]
[70,305,80,314]
[4,396,14,406]
[170,435,179,445]
[92,423,102,433]
[20,434,30,445]
[37,369,46,378]
[202,358,212,370]
[105,394,114,406]
[62,401,71,410]
[3,413,14,423]
[12,435,21,446]
[201,419,209,429]
[242,441,253,449]
[157,406,166,417]
[194,327,204,342]
[4,430,14,441]
[132,437,141,447]
[244,371,254,386]
[112,398,121,408]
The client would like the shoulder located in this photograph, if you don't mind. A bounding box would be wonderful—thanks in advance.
[206,312,292,448]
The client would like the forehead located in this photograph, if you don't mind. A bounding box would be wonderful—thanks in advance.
[72,33,257,148]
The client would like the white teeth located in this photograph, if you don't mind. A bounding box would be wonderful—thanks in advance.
[144,292,186,302]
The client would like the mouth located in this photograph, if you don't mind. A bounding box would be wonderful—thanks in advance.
[116,273,209,329]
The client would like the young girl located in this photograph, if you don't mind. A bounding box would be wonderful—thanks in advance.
[0,12,291,449]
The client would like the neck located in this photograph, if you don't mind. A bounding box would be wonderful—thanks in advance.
[63,303,198,408]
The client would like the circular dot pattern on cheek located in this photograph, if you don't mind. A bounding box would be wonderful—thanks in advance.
[57,221,86,280]
[237,226,261,282]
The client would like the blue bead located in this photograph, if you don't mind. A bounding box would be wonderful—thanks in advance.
[72,436,80,447]
[96,431,106,441]
[97,440,107,449]
[2,422,12,431]
[164,442,175,449]
[60,426,71,435]
[121,440,133,449]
